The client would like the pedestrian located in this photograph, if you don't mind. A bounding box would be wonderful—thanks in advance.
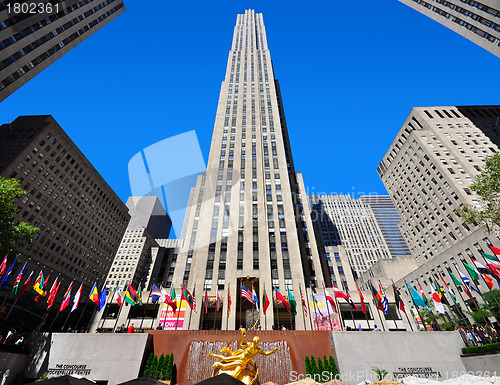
[156,324,163,330]
[358,323,362,331]
[373,325,380,331]
[14,336,24,345]
[128,323,135,333]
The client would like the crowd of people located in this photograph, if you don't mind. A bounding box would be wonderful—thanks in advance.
[0,328,25,346]
[458,324,500,346]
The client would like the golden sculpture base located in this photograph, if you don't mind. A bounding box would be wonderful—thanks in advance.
[195,373,246,385]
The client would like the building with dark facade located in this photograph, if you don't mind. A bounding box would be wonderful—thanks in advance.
[0,115,129,330]
[0,0,125,102]
[398,0,500,58]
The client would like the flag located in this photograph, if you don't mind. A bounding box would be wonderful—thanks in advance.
[12,262,26,295]
[181,285,195,311]
[216,291,220,312]
[18,269,34,297]
[204,290,208,313]
[192,286,197,313]
[113,285,122,306]
[332,284,348,300]
[262,289,270,315]
[489,245,500,257]
[324,287,338,313]
[275,287,289,312]
[164,287,177,312]
[98,285,107,311]
[301,291,308,317]
[71,283,82,312]
[346,291,360,310]
[370,281,384,311]
[472,256,500,283]
[89,282,100,305]
[483,274,494,290]
[137,284,142,306]
[227,286,232,316]
[288,288,297,316]
[0,255,7,276]
[312,291,322,315]
[456,267,477,296]
[449,269,472,298]
[59,282,73,312]
[407,282,426,307]
[125,284,137,306]
[463,261,479,280]
[241,283,254,303]
[356,283,367,314]
[417,281,430,308]
[252,285,259,313]
[430,284,445,314]
[480,251,500,269]
[33,270,47,296]
[0,258,16,291]
[46,278,60,310]
[151,283,161,304]
[393,284,405,312]
[379,283,389,315]
[438,272,457,304]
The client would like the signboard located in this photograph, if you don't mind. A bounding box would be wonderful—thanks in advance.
[309,294,341,331]
[158,296,187,330]
[411,307,425,330]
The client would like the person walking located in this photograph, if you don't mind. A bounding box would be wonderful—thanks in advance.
[128,323,135,333]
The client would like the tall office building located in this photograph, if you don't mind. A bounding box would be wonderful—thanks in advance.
[0,0,125,102]
[167,10,328,330]
[360,195,411,258]
[378,106,500,324]
[0,115,129,329]
[398,0,500,58]
[308,194,392,279]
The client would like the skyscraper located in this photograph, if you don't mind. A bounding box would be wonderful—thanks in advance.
[0,0,125,102]
[398,0,500,58]
[167,10,328,330]
[0,115,129,329]
[308,194,392,280]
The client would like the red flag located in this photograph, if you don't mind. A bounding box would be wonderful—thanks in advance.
[0,255,7,276]
[489,245,500,257]
[301,291,308,317]
[59,282,73,312]
[216,291,220,311]
[47,278,60,310]
[18,269,34,297]
[324,287,338,313]
[332,284,348,300]
[71,283,83,312]
[275,287,289,312]
[356,283,367,314]
[346,291,360,310]
[262,289,270,315]
[483,274,494,290]
[204,290,208,313]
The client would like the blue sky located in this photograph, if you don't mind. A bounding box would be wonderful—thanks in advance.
[1,0,499,234]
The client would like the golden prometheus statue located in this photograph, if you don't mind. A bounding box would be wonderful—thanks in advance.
[209,328,278,385]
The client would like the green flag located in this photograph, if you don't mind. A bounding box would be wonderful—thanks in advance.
[481,251,500,262]
[449,271,463,286]
[288,288,297,316]
[137,284,142,306]
[463,262,479,280]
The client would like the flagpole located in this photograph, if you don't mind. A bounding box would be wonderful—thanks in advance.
[456,259,499,325]
[213,290,217,330]
[187,286,194,330]
[322,284,333,330]
[445,266,474,328]
[298,284,306,330]
[163,286,174,329]
[139,287,151,331]
[404,279,426,331]
[75,297,89,332]
[274,287,280,329]
[475,250,500,309]
[239,280,243,329]
[262,283,267,330]
[61,308,73,332]
[4,295,20,322]
[304,285,313,330]
[288,288,293,330]
[112,286,126,332]
[200,284,206,330]
[431,275,459,328]
[392,280,411,331]
[226,283,230,331]
[175,292,182,331]
[100,285,115,330]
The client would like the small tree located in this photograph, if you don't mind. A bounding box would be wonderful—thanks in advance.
[166,353,174,380]
[142,352,154,376]
[317,356,324,376]
[150,356,159,379]
[455,153,500,233]
[0,177,38,256]
[310,356,318,377]
[305,356,312,375]
[328,355,338,377]
[323,354,329,373]
[157,354,165,380]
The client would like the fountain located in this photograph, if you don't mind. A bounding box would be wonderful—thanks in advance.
[184,332,294,385]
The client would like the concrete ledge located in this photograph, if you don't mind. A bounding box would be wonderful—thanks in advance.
[331,331,466,384]
[462,352,500,374]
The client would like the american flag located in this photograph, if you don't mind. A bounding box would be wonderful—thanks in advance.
[301,292,308,317]
[241,283,254,303]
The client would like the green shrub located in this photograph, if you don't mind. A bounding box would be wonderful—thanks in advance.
[304,354,338,382]
[462,342,500,355]
[142,352,154,376]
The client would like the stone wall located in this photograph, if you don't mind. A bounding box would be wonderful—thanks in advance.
[461,353,500,375]
[331,331,467,384]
